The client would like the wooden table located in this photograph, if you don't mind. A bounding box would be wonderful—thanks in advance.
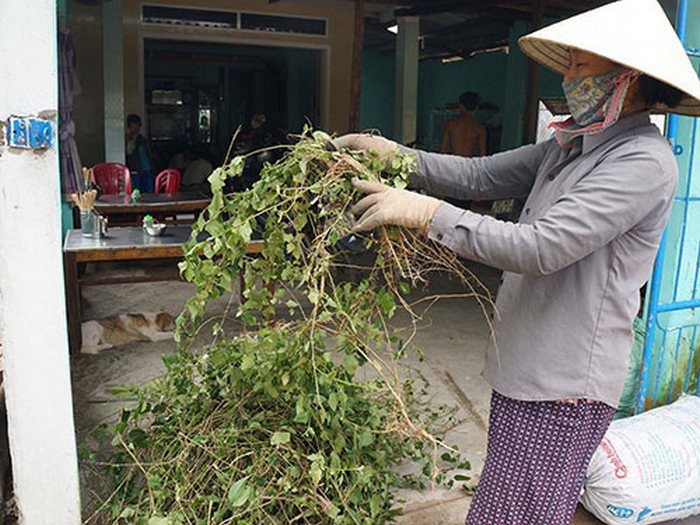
[63,226,263,353]
[94,191,211,215]
[83,191,211,226]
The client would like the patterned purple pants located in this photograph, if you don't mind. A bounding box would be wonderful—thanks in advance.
[465,391,615,525]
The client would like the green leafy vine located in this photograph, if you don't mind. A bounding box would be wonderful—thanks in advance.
[87,130,489,524]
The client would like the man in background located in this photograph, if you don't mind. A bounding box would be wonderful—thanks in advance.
[440,91,487,157]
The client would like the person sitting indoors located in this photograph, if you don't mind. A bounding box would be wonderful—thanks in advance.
[125,113,154,192]
[182,147,213,193]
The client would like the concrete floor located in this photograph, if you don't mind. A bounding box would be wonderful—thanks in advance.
[71,262,696,524]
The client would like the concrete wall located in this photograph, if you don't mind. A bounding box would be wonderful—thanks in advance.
[70,0,355,163]
[360,49,396,138]
[0,0,81,521]
[500,20,564,151]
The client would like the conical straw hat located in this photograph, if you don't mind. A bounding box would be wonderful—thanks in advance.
[519,0,700,116]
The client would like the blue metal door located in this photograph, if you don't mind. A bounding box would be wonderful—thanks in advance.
[637,0,700,413]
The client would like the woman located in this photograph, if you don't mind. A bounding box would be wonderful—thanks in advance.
[333,1,700,523]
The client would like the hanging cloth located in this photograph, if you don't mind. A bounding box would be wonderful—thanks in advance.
[58,26,83,195]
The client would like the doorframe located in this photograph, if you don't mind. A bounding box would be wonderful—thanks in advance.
[138,29,331,137]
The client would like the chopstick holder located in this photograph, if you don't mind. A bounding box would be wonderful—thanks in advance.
[70,189,98,211]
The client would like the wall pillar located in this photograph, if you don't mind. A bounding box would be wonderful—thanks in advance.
[394,16,419,144]
[0,0,82,522]
[103,0,125,162]
[521,0,545,144]
[348,0,365,131]
[500,21,530,151]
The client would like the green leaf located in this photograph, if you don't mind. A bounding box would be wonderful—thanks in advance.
[441,452,457,463]
[240,354,255,371]
[392,177,408,189]
[239,220,253,243]
[370,494,383,517]
[376,289,396,317]
[328,392,339,412]
[312,130,332,143]
[307,289,320,304]
[148,518,172,525]
[127,428,148,447]
[325,504,340,519]
[285,299,299,309]
[271,431,291,446]
[207,167,227,193]
[342,355,360,376]
[294,405,309,424]
[309,454,325,485]
[328,229,340,246]
[358,430,374,447]
[227,478,252,508]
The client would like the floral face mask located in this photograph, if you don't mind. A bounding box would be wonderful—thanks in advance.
[550,69,640,147]
[563,71,621,126]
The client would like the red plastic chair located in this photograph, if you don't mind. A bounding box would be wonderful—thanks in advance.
[154,169,182,194]
[92,163,132,195]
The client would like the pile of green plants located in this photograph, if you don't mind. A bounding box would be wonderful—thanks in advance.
[87,131,489,524]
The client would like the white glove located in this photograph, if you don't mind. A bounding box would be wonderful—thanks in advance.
[332,134,400,157]
[351,178,443,233]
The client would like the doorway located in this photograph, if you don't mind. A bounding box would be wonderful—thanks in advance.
[143,38,322,171]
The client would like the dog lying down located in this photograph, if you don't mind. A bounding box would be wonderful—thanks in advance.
[81,312,175,354]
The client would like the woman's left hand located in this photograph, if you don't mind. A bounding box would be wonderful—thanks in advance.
[351,178,443,233]
[332,134,399,156]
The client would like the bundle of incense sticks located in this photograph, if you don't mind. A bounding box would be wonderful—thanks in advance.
[70,189,98,211]
[81,166,96,188]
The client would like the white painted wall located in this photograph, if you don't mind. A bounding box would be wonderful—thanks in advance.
[0,0,82,523]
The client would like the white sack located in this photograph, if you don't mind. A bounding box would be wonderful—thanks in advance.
[581,394,700,524]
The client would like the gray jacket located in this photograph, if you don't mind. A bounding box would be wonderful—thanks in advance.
[409,112,677,407]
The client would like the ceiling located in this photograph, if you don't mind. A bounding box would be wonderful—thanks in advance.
[359,0,613,61]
